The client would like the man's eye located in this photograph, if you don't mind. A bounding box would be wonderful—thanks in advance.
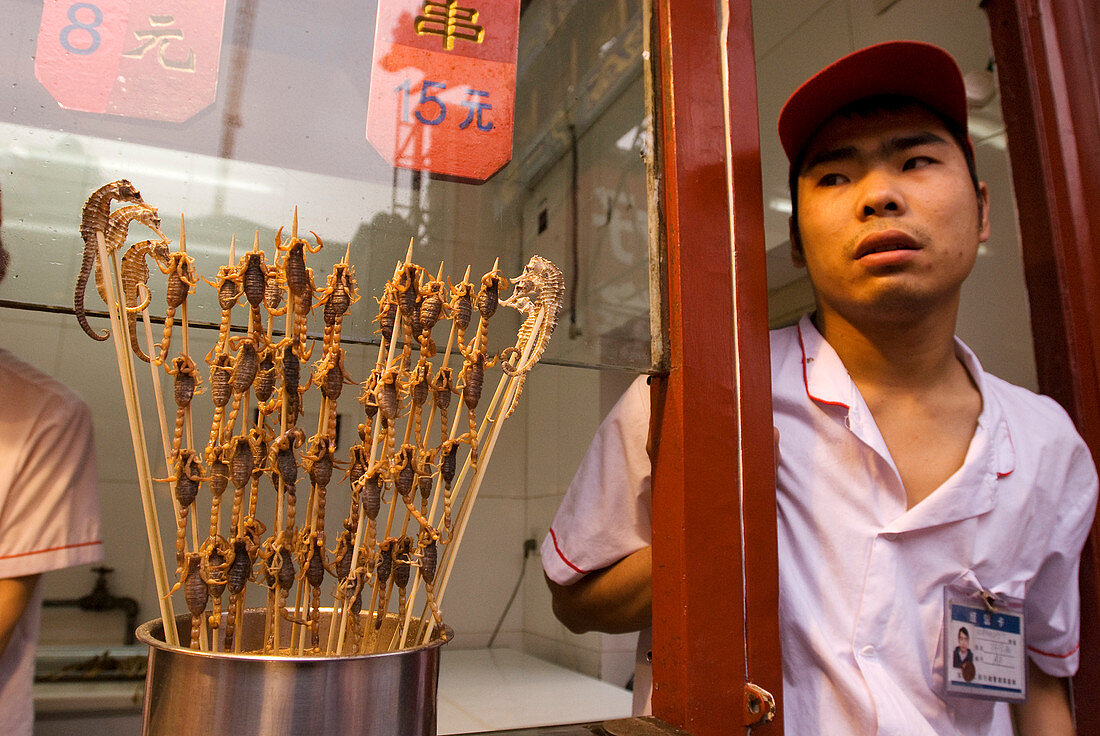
[818,172,848,186]
[903,156,935,170]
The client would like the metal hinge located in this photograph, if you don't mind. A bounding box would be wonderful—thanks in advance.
[743,682,776,727]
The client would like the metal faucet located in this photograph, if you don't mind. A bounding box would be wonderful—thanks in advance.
[43,566,141,645]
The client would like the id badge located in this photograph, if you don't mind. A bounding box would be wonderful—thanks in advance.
[943,584,1026,702]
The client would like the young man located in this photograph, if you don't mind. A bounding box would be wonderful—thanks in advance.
[542,41,1097,734]
[0,188,103,736]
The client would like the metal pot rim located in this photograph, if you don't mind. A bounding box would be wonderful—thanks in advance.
[135,608,452,663]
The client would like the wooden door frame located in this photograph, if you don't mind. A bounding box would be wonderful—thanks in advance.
[649,0,1100,733]
[983,0,1100,731]
[649,1,781,733]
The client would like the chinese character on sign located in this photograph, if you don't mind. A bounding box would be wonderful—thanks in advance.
[414,0,485,50]
[35,0,225,122]
[367,0,519,180]
[459,89,493,131]
[122,14,196,71]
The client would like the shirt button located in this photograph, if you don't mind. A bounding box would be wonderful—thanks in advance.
[881,532,897,541]
[860,645,875,657]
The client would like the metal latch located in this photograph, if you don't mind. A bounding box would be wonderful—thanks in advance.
[743,682,776,726]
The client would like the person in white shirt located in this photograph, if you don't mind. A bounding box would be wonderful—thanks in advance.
[0,187,103,736]
[542,41,1097,734]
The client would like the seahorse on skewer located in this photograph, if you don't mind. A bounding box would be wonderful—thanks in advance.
[95,236,171,362]
[497,255,565,418]
[75,180,145,341]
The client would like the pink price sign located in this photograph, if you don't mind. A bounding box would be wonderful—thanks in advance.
[35,0,227,123]
[366,0,521,182]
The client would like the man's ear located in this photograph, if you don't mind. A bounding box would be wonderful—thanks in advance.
[789,216,805,268]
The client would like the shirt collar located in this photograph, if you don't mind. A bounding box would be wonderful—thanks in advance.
[795,313,1016,499]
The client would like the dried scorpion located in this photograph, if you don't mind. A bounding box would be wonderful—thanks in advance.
[458,346,496,462]
[270,427,306,530]
[205,354,233,451]
[203,262,244,360]
[167,356,202,455]
[222,335,261,435]
[318,259,359,354]
[472,269,508,352]
[278,226,321,359]
[276,341,302,423]
[237,245,271,329]
[161,449,207,568]
[394,263,424,340]
[76,180,145,341]
[222,536,257,650]
[417,276,448,354]
[154,250,200,364]
[374,282,399,343]
[449,278,476,352]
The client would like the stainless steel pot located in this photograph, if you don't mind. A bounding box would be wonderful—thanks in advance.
[136,609,450,736]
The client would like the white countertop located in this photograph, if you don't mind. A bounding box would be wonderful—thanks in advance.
[438,649,632,734]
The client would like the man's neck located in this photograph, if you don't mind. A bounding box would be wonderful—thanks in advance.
[812,305,964,396]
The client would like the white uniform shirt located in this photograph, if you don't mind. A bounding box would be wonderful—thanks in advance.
[0,349,102,736]
[543,316,1097,734]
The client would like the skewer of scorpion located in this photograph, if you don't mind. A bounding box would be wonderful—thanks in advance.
[80,180,563,655]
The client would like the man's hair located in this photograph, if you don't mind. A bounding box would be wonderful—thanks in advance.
[958,626,970,638]
[788,95,981,254]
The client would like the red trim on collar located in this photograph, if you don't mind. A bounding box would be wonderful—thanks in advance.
[797,321,849,409]
[548,527,589,575]
[997,428,1015,478]
[1027,641,1080,659]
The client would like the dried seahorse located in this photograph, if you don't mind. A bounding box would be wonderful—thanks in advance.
[76,180,146,340]
[99,239,171,362]
[93,204,166,304]
[497,255,565,417]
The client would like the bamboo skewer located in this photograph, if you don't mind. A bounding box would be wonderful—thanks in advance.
[415,307,548,646]
[95,230,179,646]
[87,185,559,658]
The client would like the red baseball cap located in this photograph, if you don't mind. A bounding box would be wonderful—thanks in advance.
[778,41,969,165]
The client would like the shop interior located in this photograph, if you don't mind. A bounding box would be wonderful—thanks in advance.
[0,0,1034,733]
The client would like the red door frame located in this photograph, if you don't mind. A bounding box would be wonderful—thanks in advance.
[649,0,1100,733]
[983,0,1100,731]
[649,0,781,733]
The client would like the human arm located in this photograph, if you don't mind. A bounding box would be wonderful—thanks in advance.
[0,574,40,657]
[546,546,651,634]
[1009,659,1075,735]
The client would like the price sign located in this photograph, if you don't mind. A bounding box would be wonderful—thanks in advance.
[35,0,227,122]
[366,0,521,181]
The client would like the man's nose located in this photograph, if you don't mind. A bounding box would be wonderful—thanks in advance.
[857,171,904,218]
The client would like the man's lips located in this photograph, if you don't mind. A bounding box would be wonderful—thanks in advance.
[854,230,922,260]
